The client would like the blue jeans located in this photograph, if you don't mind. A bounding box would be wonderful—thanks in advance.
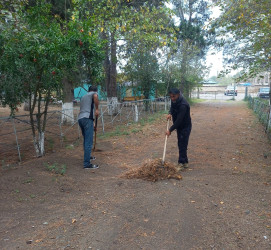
[177,126,192,164]
[78,118,94,167]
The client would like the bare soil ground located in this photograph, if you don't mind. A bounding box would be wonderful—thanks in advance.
[0,101,165,164]
[1,100,271,250]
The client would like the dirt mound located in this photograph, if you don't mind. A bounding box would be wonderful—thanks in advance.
[123,159,182,182]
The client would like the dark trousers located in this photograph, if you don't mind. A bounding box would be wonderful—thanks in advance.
[177,126,192,164]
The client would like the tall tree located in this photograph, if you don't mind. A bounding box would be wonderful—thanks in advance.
[73,0,173,113]
[213,0,271,128]
[213,0,271,82]
[170,0,210,96]
[123,49,160,100]
[0,1,104,156]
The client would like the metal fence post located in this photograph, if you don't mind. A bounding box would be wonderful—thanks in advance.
[77,112,80,139]
[100,106,105,134]
[59,112,63,147]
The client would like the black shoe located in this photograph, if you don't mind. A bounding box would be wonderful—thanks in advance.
[84,164,99,169]
[90,156,96,160]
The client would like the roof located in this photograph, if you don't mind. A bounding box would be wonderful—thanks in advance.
[201,80,217,84]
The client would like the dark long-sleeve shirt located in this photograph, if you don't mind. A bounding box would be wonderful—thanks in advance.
[169,96,191,132]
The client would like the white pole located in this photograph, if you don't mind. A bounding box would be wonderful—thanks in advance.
[101,106,105,134]
[162,120,170,165]
[134,104,138,122]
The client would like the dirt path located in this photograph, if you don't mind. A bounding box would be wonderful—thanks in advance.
[1,100,271,250]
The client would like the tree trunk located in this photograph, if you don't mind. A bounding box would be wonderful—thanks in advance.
[180,43,189,97]
[62,77,74,124]
[268,80,271,131]
[106,31,119,115]
[33,131,45,157]
[103,32,111,97]
[29,89,46,157]
[109,31,117,97]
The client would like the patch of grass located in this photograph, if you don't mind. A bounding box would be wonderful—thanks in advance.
[131,128,142,134]
[44,162,67,175]
[18,197,28,202]
[254,97,269,105]
[188,98,206,105]
[139,111,167,126]
[1,160,17,170]
[47,137,55,151]
[98,111,166,139]
[65,144,74,150]
[30,194,36,199]
[73,139,80,147]
[98,126,130,139]
[23,178,33,184]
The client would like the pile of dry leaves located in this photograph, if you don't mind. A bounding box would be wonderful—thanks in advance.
[123,159,182,182]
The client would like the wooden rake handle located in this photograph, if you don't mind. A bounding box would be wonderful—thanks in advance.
[162,119,170,165]
[93,116,98,150]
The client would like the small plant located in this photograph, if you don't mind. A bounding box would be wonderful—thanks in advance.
[23,178,33,184]
[18,197,28,202]
[98,110,166,139]
[65,144,74,150]
[131,128,142,134]
[30,194,36,199]
[47,137,55,151]
[1,160,13,170]
[45,163,67,175]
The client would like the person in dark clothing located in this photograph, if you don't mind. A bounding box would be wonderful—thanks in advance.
[166,88,192,169]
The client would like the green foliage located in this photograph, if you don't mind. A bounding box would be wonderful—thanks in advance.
[123,50,160,99]
[72,0,174,97]
[0,0,104,156]
[98,110,166,139]
[160,0,211,97]
[45,162,67,175]
[213,0,271,79]
[0,3,64,113]
[209,75,234,86]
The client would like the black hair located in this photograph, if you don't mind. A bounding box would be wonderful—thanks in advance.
[88,85,98,92]
[168,88,180,95]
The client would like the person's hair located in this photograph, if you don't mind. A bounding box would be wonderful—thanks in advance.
[168,88,180,95]
[88,85,97,92]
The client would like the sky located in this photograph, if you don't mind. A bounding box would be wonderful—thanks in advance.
[205,6,223,78]
[206,50,224,78]
[166,3,225,79]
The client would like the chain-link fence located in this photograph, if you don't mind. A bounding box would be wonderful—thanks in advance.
[247,96,271,138]
[0,97,170,165]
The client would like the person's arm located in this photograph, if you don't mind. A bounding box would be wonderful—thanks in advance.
[169,105,186,132]
[93,93,99,117]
